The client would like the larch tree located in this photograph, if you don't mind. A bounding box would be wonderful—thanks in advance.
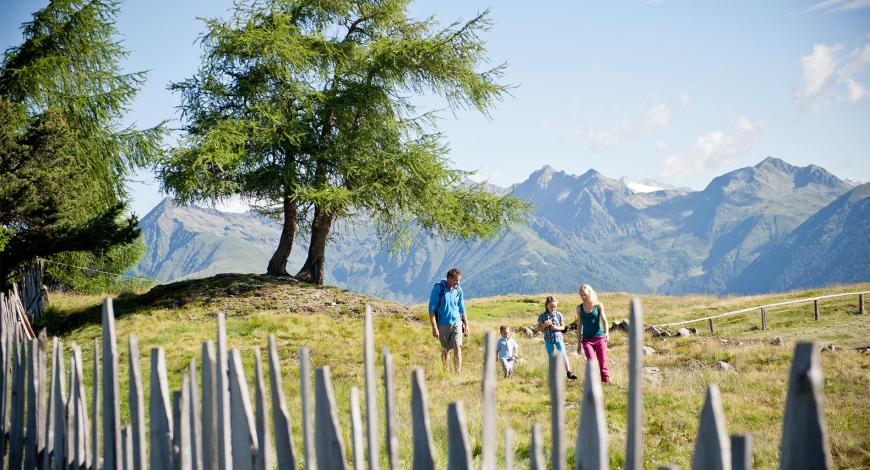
[160,0,527,284]
[0,0,164,291]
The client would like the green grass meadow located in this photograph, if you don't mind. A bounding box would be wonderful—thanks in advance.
[36,276,870,469]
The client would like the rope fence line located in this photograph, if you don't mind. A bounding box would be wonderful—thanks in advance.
[41,258,148,281]
[650,290,869,328]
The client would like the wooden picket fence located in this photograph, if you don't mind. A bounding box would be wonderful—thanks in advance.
[0,292,833,469]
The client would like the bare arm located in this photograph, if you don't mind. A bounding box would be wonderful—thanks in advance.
[599,302,609,340]
[429,313,439,338]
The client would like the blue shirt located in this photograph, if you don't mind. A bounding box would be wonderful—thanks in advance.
[538,311,565,344]
[428,279,466,326]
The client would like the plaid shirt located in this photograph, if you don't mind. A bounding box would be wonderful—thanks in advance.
[538,311,565,344]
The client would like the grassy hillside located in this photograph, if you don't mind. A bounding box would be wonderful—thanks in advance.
[38,276,870,469]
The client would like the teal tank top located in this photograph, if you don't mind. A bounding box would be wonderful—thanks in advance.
[579,304,605,340]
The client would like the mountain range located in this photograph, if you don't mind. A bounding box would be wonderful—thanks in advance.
[130,157,870,303]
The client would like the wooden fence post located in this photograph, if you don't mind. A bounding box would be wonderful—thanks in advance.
[51,338,66,470]
[504,428,514,470]
[314,366,347,470]
[814,300,820,321]
[267,336,297,470]
[127,335,146,470]
[350,387,364,470]
[72,344,90,469]
[481,332,497,470]
[37,330,48,468]
[363,305,380,470]
[780,342,831,470]
[410,368,435,470]
[691,384,730,470]
[760,307,767,331]
[730,434,752,470]
[626,298,644,470]
[216,314,232,470]
[708,319,715,335]
[859,294,865,315]
[149,348,173,470]
[25,338,39,470]
[101,299,122,470]
[10,329,25,470]
[65,353,76,470]
[576,359,608,470]
[253,348,271,470]
[300,347,315,470]
[177,373,193,470]
[530,424,545,470]
[229,349,259,470]
[446,402,472,470]
[201,341,217,470]
[92,338,101,470]
[549,350,566,470]
[383,346,399,470]
[189,359,203,470]
[122,426,133,470]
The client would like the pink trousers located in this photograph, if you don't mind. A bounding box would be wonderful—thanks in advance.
[581,336,610,383]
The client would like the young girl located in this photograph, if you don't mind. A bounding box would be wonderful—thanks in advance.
[577,284,610,384]
[537,296,578,380]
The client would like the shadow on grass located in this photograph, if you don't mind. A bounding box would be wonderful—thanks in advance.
[34,273,305,337]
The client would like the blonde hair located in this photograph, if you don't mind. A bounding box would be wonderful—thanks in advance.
[578,284,598,304]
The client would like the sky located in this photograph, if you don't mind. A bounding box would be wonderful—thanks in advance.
[3,0,869,217]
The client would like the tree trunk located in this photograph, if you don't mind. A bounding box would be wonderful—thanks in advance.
[296,204,333,285]
[266,196,298,275]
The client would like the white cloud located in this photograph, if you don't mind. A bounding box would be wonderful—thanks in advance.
[645,103,672,130]
[589,120,633,151]
[805,0,870,13]
[656,141,671,150]
[679,93,693,106]
[846,78,866,102]
[798,42,870,109]
[660,118,763,180]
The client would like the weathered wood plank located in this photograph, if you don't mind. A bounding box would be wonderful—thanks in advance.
[814,300,820,321]
[149,348,173,470]
[314,366,347,470]
[446,402,472,470]
[173,390,183,470]
[382,346,399,470]
[779,342,831,470]
[253,348,271,470]
[760,307,767,331]
[730,434,752,470]
[576,359,608,470]
[122,426,133,470]
[92,338,101,470]
[549,349,566,470]
[267,336,296,470]
[504,428,514,470]
[626,298,644,470]
[299,347,314,470]
[859,294,865,314]
[10,329,25,470]
[177,372,193,470]
[188,359,202,470]
[363,305,380,470]
[410,368,434,470]
[691,384,731,470]
[216,314,232,470]
[50,338,66,470]
[72,344,90,469]
[350,387,364,470]
[200,342,217,470]
[0,293,8,470]
[25,338,39,470]
[481,332,497,470]
[229,348,259,470]
[102,298,122,470]
[37,330,47,469]
[708,318,715,335]
[128,335,146,470]
[530,424,545,470]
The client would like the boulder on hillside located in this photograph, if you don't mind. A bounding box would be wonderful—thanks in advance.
[677,327,693,337]
[716,361,736,373]
[644,366,663,384]
[642,346,656,356]
[646,325,669,338]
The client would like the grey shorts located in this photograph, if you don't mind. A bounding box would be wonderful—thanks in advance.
[438,323,463,351]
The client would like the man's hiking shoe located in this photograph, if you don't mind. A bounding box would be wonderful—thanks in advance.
[567,371,578,380]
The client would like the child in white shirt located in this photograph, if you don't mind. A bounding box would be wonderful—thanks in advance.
[496,325,519,378]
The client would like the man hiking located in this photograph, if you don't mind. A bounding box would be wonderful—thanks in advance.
[428,268,469,373]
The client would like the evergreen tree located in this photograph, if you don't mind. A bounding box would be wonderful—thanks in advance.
[0,0,164,290]
[161,0,527,283]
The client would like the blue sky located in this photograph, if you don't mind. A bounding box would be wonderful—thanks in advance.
[3,0,869,216]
